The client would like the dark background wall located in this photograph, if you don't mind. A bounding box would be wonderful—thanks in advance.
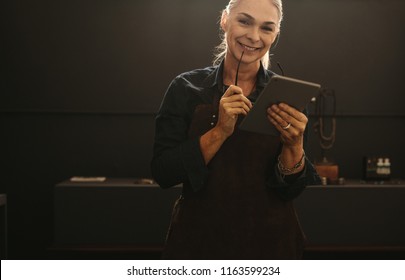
[1,0,404,259]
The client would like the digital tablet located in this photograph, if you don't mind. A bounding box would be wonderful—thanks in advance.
[239,75,321,136]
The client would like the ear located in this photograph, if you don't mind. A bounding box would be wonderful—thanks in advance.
[220,10,228,32]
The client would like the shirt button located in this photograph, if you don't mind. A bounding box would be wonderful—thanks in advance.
[210,122,214,126]
[212,114,216,118]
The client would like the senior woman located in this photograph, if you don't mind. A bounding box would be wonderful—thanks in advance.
[151,0,321,259]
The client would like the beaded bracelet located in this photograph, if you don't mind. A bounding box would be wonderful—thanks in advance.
[277,150,306,175]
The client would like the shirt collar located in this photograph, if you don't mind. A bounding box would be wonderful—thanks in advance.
[201,60,225,91]
[202,59,272,91]
[256,61,271,89]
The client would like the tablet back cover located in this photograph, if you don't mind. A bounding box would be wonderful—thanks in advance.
[239,75,320,136]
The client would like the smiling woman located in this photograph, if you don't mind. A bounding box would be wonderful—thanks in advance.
[151,0,321,260]
[214,0,283,69]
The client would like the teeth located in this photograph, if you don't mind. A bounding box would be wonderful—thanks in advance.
[241,43,257,51]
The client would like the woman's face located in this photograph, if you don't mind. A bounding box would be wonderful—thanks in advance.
[221,0,280,65]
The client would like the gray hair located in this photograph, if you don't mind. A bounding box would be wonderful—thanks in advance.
[213,0,283,69]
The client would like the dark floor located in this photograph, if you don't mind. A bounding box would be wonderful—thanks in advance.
[43,246,405,260]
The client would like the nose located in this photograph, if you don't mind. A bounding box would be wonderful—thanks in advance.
[246,26,260,42]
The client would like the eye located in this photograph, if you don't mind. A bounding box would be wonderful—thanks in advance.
[238,19,250,26]
[262,26,273,32]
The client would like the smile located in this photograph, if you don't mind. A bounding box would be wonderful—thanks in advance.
[239,42,261,51]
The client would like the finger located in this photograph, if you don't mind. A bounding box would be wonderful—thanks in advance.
[223,94,253,109]
[267,107,303,138]
[267,106,291,128]
[230,93,253,107]
[222,85,243,97]
[224,102,250,114]
[278,103,307,122]
[242,95,253,109]
[268,105,307,131]
[267,115,289,134]
[267,114,300,137]
[226,107,249,116]
[275,108,306,132]
[227,101,251,113]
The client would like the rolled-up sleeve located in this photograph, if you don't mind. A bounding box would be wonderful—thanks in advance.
[151,78,208,191]
[266,110,322,201]
[268,157,321,201]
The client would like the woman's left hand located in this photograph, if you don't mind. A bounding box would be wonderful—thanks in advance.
[267,103,307,147]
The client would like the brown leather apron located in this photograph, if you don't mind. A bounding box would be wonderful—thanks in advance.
[162,91,305,260]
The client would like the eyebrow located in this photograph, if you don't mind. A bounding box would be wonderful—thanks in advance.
[238,12,276,26]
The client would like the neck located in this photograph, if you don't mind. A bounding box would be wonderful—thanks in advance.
[223,54,260,86]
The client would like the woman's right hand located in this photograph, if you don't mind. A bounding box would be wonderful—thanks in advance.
[216,85,253,138]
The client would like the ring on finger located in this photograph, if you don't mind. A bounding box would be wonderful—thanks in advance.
[282,123,291,130]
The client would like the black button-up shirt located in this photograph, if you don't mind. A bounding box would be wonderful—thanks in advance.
[151,61,321,200]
